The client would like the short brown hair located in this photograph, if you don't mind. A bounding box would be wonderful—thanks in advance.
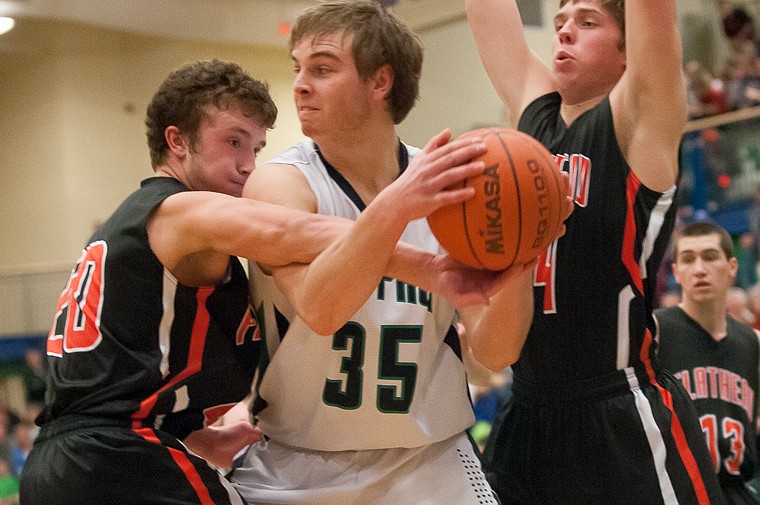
[674,221,734,260]
[559,0,625,50]
[145,59,277,168]
[290,0,423,124]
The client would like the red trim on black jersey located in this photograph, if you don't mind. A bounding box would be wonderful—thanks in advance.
[640,329,711,505]
[622,173,643,295]
[131,288,212,425]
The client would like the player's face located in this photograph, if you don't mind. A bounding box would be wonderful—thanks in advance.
[291,31,374,142]
[551,0,626,104]
[184,105,267,197]
[673,234,738,304]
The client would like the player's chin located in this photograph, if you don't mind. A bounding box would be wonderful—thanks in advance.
[226,181,246,198]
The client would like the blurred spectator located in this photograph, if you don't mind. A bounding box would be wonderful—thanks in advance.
[735,232,759,288]
[747,283,760,330]
[722,5,760,55]
[470,369,512,451]
[0,406,18,436]
[720,42,760,110]
[20,404,41,443]
[21,350,45,406]
[0,460,18,505]
[9,424,32,477]
[726,286,756,325]
[685,60,729,119]
[0,424,11,478]
[748,186,760,243]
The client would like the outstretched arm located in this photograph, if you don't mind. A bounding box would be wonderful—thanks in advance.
[458,261,537,371]
[465,0,555,124]
[610,0,686,192]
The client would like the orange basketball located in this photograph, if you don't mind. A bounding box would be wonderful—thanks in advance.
[427,127,565,271]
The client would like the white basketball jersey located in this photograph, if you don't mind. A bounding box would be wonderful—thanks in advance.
[250,140,475,451]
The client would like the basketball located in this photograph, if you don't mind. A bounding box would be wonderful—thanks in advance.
[427,127,565,271]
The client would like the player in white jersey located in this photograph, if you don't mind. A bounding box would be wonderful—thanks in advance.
[229,2,571,504]
[249,141,474,451]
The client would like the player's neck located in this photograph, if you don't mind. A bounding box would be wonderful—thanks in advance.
[559,92,608,126]
[154,162,187,188]
[679,301,729,342]
[315,127,401,202]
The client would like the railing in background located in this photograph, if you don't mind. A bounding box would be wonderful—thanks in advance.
[0,262,70,340]
[680,105,760,234]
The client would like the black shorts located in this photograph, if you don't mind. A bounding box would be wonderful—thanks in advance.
[20,416,246,505]
[482,367,727,505]
[722,481,760,505]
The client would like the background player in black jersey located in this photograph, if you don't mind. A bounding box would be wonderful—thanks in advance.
[657,221,760,505]
[467,0,726,503]
[18,58,505,505]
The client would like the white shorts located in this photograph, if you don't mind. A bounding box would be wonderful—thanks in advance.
[229,432,498,505]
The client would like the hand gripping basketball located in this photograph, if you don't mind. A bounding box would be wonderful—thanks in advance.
[427,128,566,271]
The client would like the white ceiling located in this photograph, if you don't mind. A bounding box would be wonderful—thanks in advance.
[0,0,467,49]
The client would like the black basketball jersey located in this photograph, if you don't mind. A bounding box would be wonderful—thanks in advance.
[39,177,260,439]
[516,92,678,383]
[656,306,759,484]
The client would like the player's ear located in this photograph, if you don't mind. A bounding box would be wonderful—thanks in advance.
[165,126,188,157]
[728,256,739,279]
[370,64,394,102]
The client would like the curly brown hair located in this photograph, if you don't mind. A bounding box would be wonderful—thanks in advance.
[145,59,277,168]
[559,0,625,51]
[290,0,423,124]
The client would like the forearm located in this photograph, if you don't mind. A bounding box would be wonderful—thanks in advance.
[277,211,353,265]
[460,269,534,371]
[223,200,354,267]
[385,242,437,292]
[292,191,410,335]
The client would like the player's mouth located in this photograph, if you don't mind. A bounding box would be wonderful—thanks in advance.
[555,51,572,63]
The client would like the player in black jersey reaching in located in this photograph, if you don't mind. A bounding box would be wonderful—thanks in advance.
[466,0,726,503]
[18,58,504,505]
[657,221,760,505]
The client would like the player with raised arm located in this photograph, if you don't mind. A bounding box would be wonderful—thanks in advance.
[467,0,726,503]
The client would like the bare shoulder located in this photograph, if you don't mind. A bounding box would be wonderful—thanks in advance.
[244,162,317,213]
[146,191,236,284]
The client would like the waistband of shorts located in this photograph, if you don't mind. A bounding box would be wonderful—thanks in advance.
[511,364,658,403]
[36,414,152,442]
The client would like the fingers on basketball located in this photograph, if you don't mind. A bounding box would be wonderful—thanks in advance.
[427,128,565,271]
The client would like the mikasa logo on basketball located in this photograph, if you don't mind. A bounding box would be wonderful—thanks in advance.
[482,162,505,255]
[427,127,564,271]
[481,158,553,254]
